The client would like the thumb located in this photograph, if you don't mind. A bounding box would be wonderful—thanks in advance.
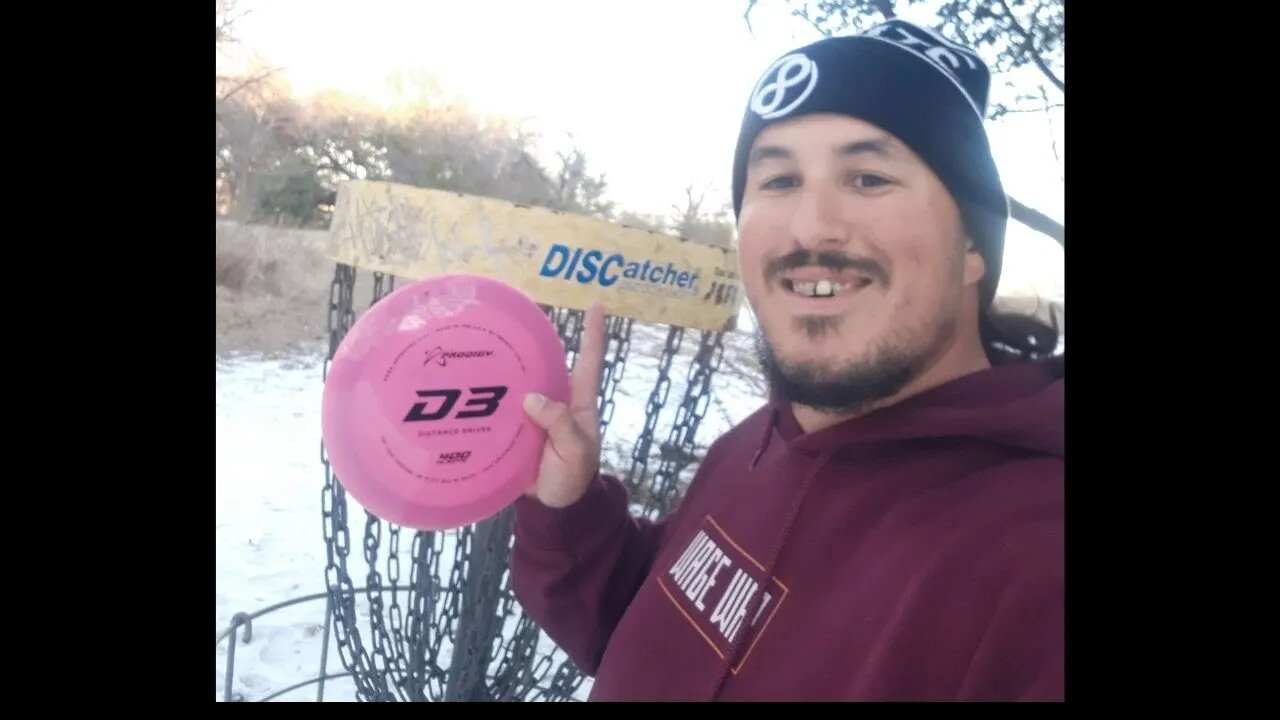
[523,392,583,450]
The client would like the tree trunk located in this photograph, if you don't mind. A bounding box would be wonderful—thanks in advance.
[1009,195,1064,247]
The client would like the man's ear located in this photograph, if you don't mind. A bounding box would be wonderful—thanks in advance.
[964,240,986,288]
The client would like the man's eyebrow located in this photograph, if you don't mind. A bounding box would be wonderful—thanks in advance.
[748,145,791,166]
[836,136,898,159]
[748,136,901,167]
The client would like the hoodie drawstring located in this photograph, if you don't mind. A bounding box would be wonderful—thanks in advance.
[748,408,779,470]
[706,444,839,699]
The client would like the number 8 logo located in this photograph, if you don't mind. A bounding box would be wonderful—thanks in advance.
[749,53,819,120]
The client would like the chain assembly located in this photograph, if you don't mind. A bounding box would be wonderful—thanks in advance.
[320,270,726,701]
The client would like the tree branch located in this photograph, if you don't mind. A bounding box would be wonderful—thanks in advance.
[990,101,1064,119]
[318,143,364,181]
[1042,86,1063,183]
[791,6,833,37]
[1009,195,1063,247]
[218,68,278,103]
[1002,102,1064,113]
[994,0,1064,92]
[871,0,897,19]
[216,1,252,47]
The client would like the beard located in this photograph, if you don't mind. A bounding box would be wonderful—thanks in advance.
[754,308,957,418]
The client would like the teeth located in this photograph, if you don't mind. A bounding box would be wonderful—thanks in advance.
[789,279,854,297]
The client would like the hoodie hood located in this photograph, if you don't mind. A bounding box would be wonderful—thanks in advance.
[753,356,1064,468]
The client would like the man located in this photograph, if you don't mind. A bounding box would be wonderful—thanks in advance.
[510,18,1063,702]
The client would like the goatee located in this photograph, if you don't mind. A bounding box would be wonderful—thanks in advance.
[754,314,948,417]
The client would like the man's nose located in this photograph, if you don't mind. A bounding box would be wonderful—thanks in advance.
[788,183,849,251]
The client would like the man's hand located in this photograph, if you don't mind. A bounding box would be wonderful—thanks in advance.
[521,302,606,509]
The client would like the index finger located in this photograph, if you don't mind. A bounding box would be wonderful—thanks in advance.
[569,301,607,414]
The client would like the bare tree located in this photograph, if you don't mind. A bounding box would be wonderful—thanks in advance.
[671,184,735,250]
[216,81,619,228]
[617,211,669,235]
[216,0,280,104]
[540,142,614,219]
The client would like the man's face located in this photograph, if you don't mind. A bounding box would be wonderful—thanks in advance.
[737,113,985,414]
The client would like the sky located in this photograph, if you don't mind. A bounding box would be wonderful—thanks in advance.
[220,0,1064,300]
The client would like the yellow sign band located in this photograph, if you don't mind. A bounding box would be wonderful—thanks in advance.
[323,181,743,332]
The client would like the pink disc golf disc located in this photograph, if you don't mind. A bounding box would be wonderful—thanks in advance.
[320,274,570,531]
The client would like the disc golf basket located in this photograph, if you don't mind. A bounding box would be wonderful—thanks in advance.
[216,185,745,701]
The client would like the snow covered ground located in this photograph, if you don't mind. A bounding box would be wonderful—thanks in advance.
[216,350,350,701]
[215,326,768,702]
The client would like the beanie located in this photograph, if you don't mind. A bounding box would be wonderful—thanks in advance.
[731,19,1008,309]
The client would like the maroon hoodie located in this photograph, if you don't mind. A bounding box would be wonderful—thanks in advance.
[510,357,1064,701]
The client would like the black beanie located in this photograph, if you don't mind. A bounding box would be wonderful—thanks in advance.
[731,19,1008,309]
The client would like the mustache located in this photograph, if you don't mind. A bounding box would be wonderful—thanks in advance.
[765,250,889,287]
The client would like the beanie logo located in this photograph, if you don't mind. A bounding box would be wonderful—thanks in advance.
[749,53,819,120]
[862,20,988,116]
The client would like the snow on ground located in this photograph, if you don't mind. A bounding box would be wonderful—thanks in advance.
[215,327,768,702]
[216,351,356,701]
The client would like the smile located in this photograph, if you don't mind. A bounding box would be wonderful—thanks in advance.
[779,271,875,299]
[781,277,874,298]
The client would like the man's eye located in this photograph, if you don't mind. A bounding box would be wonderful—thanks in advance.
[761,174,799,190]
[849,173,892,189]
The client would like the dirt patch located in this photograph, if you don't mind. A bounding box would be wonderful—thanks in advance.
[215,220,416,359]
[217,221,340,358]
[216,286,328,358]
